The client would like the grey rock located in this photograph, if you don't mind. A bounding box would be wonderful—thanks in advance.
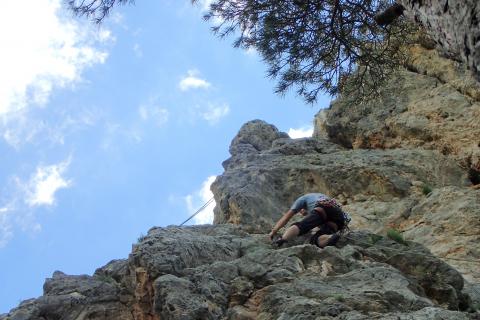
[268,137,345,156]
[2,225,477,319]
[129,225,244,278]
[153,274,214,320]
[2,271,132,320]
[228,120,289,156]
[399,0,480,79]
[397,187,480,282]
[463,282,480,309]
[320,45,480,174]
[339,307,471,320]
[213,130,468,233]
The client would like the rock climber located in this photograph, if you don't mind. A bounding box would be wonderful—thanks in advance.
[268,193,350,248]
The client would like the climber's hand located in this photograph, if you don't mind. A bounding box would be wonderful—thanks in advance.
[268,230,277,240]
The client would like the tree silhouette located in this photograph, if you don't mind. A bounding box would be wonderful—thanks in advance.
[68,1,480,102]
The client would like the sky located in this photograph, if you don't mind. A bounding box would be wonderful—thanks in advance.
[0,0,331,313]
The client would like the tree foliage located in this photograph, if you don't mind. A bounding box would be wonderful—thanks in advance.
[68,0,418,104]
[197,0,417,103]
[67,0,134,23]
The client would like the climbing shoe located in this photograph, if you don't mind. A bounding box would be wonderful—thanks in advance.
[274,238,287,248]
[324,234,340,247]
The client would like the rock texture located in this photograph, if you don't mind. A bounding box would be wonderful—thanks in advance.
[212,118,478,283]
[321,45,480,174]
[398,187,480,282]
[2,270,134,320]
[310,44,480,282]
[399,0,480,79]
[213,120,469,232]
[2,226,477,319]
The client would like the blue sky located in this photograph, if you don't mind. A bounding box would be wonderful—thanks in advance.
[0,0,330,313]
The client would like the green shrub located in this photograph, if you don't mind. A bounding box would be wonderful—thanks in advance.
[333,294,345,302]
[422,184,432,195]
[369,234,383,245]
[137,233,146,242]
[387,229,408,246]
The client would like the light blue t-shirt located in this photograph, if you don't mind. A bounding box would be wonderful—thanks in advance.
[290,193,330,213]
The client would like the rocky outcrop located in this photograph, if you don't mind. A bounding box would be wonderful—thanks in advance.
[213,121,469,232]
[2,270,134,320]
[320,45,480,177]
[2,225,477,319]
[399,0,480,79]
[212,119,478,283]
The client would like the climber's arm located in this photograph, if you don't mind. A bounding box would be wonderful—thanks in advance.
[269,209,296,239]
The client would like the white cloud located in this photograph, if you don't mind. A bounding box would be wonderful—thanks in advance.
[111,12,125,25]
[2,116,45,149]
[184,176,216,225]
[133,43,143,58]
[0,157,73,247]
[244,47,258,57]
[201,103,230,124]
[2,107,100,149]
[0,0,111,134]
[288,125,313,138]
[0,208,13,248]
[138,105,169,126]
[179,70,211,91]
[23,158,72,207]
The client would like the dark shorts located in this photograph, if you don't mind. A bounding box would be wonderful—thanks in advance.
[291,204,345,246]
[310,225,336,246]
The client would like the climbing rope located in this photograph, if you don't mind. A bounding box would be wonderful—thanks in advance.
[179,197,215,226]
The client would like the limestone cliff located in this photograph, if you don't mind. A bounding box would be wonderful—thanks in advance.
[212,119,479,282]
[2,45,480,319]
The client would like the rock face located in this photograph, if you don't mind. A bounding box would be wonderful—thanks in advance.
[399,0,480,79]
[2,226,477,320]
[210,45,479,301]
[2,270,134,320]
[212,119,478,284]
[321,45,480,174]
[213,120,469,231]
